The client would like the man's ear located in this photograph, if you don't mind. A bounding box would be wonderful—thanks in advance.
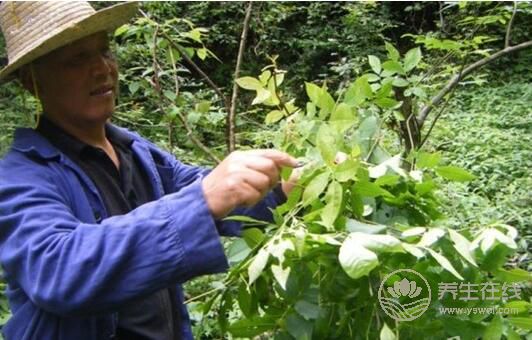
[18,65,36,95]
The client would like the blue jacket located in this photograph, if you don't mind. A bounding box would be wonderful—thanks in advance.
[0,125,282,339]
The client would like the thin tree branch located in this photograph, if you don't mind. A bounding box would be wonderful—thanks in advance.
[151,26,174,149]
[228,2,253,152]
[272,69,291,117]
[144,13,220,163]
[161,31,231,114]
[505,2,517,49]
[439,2,446,34]
[417,40,532,127]
[139,10,231,120]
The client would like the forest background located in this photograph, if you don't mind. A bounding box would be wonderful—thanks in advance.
[0,2,531,339]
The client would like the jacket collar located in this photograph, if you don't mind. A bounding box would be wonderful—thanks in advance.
[12,123,138,161]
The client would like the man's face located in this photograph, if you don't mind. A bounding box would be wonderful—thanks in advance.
[33,32,118,125]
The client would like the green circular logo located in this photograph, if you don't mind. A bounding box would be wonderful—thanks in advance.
[378,269,431,321]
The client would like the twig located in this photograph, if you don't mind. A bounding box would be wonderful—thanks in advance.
[417,40,532,127]
[150,25,175,148]
[139,10,231,122]
[505,2,517,49]
[228,2,253,152]
[439,2,446,34]
[145,13,220,163]
[418,59,466,149]
[272,69,291,117]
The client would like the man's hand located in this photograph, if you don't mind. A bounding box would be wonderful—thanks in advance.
[202,149,297,219]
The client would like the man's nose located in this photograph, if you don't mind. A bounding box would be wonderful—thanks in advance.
[91,54,113,77]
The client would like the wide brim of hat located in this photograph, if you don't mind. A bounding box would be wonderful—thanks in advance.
[0,2,138,83]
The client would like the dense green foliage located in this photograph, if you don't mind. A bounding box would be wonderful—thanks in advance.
[0,2,530,339]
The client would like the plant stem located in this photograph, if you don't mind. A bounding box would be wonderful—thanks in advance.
[505,2,517,49]
[417,39,532,127]
[228,1,253,152]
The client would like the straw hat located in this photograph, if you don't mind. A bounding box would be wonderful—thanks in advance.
[0,1,138,83]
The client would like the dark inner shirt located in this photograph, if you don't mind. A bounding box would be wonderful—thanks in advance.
[37,116,179,340]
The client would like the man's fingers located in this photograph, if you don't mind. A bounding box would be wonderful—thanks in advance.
[238,175,267,206]
[245,156,279,186]
[248,149,298,168]
[241,168,275,194]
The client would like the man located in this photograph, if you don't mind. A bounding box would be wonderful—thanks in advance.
[0,2,297,339]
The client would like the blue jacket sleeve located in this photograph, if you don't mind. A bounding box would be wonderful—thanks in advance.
[149,145,287,237]
[0,160,228,317]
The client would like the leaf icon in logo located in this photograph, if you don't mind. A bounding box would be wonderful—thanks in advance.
[387,278,422,298]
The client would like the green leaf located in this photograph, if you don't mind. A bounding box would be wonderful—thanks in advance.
[493,268,532,283]
[271,72,285,87]
[269,239,294,263]
[321,181,343,229]
[418,228,445,247]
[295,300,321,320]
[236,76,263,91]
[402,227,426,238]
[508,317,532,331]
[318,90,336,116]
[223,215,269,225]
[259,70,271,86]
[368,55,382,74]
[425,248,464,280]
[329,103,356,133]
[197,47,207,60]
[503,301,531,314]
[475,228,517,253]
[385,42,400,61]
[265,110,284,124]
[483,315,503,340]
[375,98,399,109]
[349,232,403,253]
[376,79,394,98]
[403,47,422,72]
[271,264,290,290]
[248,248,270,285]
[252,88,272,105]
[506,327,521,340]
[195,100,211,114]
[448,229,477,267]
[305,82,322,105]
[346,219,387,234]
[382,60,405,75]
[411,87,427,98]
[353,180,392,198]
[334,159,359,182]
[114,24,129,37]
[366,73,381,82]
[186,28,202,43]
[128,81,140,95]
[305,82,335,116]
[316,124,337,164]
[302,171,330,206]
[436,166,476,182]
[228,315,277,337]
[277,186,303,214]
[339,239,379,279]
[163,90,176,102]
[417,152,441,168]
[238,284,257,317]
[380,323,396,340]
[286,313,313,340]
[242,228,265,249]
[392,77,409,87]
[227,239,251,264]
[402,243,425,258]
[345,76,373,105]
